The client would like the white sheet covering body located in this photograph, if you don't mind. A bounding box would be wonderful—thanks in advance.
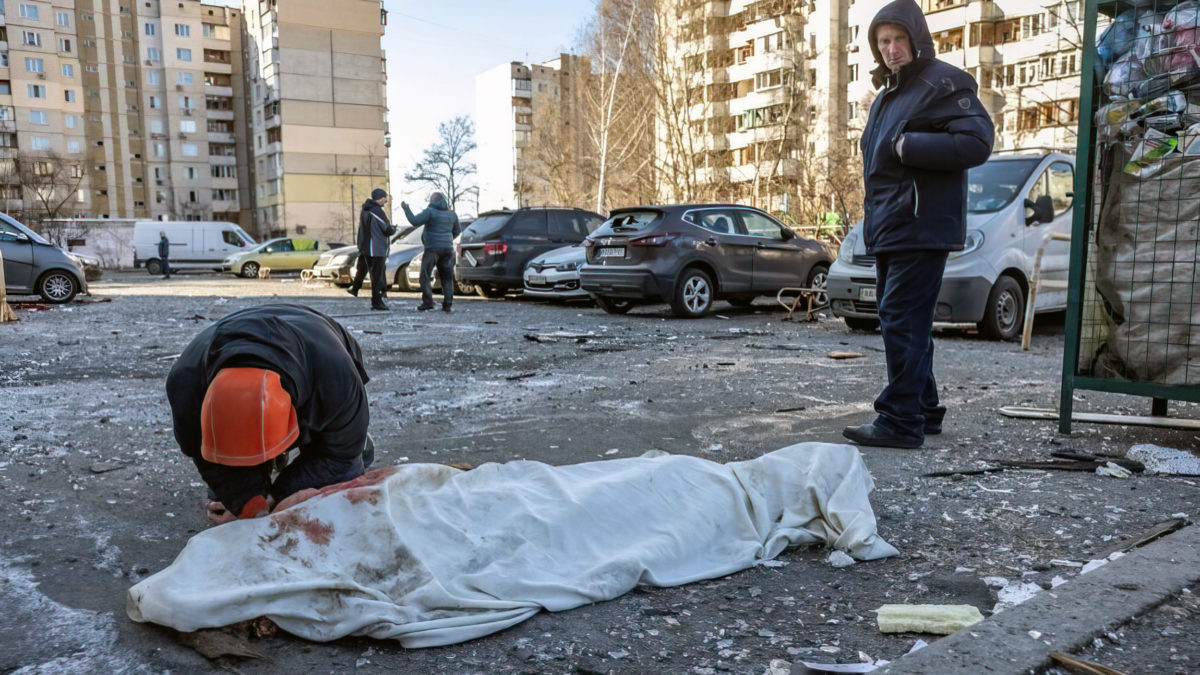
[127,442,897,647]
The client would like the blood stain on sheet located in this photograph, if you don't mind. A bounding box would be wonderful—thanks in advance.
[270,511,335,546]
[343,487,380,505]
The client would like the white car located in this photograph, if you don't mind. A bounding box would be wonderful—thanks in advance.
[523,244,588,299]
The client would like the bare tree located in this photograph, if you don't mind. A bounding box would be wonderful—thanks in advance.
[1,152,86,245]
[522,96,595,208]
[405,116,478,212]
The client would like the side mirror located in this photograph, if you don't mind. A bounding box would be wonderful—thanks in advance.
[780,228,796,241]
[1024,195,1054,225]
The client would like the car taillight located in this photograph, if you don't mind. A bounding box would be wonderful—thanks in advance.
[629,232,679,247]
[484,242,508,255]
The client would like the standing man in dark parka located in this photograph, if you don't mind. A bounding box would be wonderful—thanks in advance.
[843,0,994,449]
[402,192,461,313]
[349,188,396,311]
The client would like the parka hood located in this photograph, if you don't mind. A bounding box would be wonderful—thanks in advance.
[362,198,380,211]
[868,0,935,89]
[428,193,449,211]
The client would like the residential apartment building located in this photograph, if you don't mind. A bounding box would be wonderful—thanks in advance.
[242,0,390,242]
[0,0,387,241]
[476,54,588,211]
[659,0,1089,215]
[846,0,1089,155]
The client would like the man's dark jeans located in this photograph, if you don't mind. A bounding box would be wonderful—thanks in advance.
[872,250,948,440]
[161,259,171,278]
[420,247,455,309]
[349,254,369,295]
[367,256,387,308]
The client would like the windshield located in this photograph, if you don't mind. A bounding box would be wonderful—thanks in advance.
[234,226,256,246]
[591,210,661,236]
[967,158,1041,213]
[462,213,511,239]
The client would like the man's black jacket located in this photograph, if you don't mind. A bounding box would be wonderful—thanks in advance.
[860,0,995,255]
[166,304,371,516]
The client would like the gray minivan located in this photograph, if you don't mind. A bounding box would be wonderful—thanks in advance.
[0,212,87,303]
[827,152,1074,340]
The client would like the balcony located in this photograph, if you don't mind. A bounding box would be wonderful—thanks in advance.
[204,85,233,98]
[512,80,532,98]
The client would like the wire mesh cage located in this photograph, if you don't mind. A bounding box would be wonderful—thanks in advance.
[1061,0,1200,431]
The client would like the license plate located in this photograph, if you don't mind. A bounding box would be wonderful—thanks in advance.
[597,247,625,258]
[463,250,477,267]
[527,274,546,284]
[859,287,877,301]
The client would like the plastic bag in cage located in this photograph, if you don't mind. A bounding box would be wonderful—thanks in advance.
[1105,52,1147,99]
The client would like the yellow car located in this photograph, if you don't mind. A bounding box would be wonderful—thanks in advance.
[223,237,333,278]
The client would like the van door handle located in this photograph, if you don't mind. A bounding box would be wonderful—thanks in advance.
[756,242,766,248]
[704,237,717,246]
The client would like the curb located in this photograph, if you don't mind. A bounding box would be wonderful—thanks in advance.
[875,524,1200,674]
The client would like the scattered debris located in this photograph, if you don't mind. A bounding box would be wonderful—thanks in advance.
[747,343,809,351]
[156,353,182,362]
[89,461,125,474]
[1128,444,1200,476]
[443,461,473,471]
[1049,651,1128,675]
[361,330,383,335]
[799,640,928,674]
[827,351,864,360]
[875,604,983,634]
[924,451,1144,478]
[828,550,856,568]
[775,406,807,413]
[505,372,537,381]
[985,577,1043,612]
[1095,462,1132,479]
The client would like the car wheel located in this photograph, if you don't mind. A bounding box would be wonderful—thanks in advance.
[477,283,506,299]
[393,265,410,292]
[978,275,1024,341]
[240,261,260,279]
[670,268,714,318]
[844,317,880,332]
[807,263,830,306]
[727,297,755,308]
[145,259,162,275]
[37,270,78,303]
[595,295,634,314]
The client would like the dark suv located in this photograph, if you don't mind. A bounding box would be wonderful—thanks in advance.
[579,205,832,318]
[456,207,605,298]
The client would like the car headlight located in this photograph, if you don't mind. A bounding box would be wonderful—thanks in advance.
[949,230,984,259]
[555,261,581,272]
[837,230,860,263]
[332,254,352,265]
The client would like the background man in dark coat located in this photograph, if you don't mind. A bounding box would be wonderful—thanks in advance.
[402,192,461,312]
[158,231,171,279]
[166,304,374,524]
[844,0,994,449]
[348,188,396,311]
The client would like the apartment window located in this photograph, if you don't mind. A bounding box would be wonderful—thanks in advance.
[181,143,198,156]
[58,37,71,52]
[27,84,45,98]
[0,133,15,147]
[19,3,38,19]
[175,24,190,37]
[65,114,78,129]
[29,110,47,124]
[150,119,163,133]
[847,101,857,120]
[67,139,81,153]
[177,71,193,85]
[0,81,8,95]
[149,95,161,109]
[180,120,196,133]
[30,136,51,151]
[754,69,788,91]
[0,54,7,68]
[0,107,14,121]
[147,71,161,85]
[62,63,74,77]
[848,64,859,81]
[154,142,165,157]
[23,31,41,47]
[211,165,236,178]
[56,10,70,27]
[145,22,156,36]
[177,48,192,62]
[214,189,236,201]
[64,89,75,102]
[188,190,197,202]
[147,47,160,61]
[179,95,192,109]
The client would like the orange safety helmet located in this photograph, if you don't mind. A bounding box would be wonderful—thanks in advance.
[200,367,299,467]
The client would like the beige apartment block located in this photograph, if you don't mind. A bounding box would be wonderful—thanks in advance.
[242,0,389,242]
[476,54,589,211]
[846,0,1093,156]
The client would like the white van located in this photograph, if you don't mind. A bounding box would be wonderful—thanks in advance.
[827,151,1075,341]
[133,221,257,275]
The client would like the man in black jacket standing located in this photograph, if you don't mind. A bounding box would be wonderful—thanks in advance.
[843,0,994,449]
[348,188,396,311]
[166,304,375,524]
